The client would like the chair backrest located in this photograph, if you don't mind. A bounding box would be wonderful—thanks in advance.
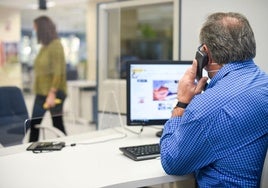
[261,149,268,188]
[0,86,29,147]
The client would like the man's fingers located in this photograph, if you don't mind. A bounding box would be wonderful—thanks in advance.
[189,60,198,79]
[195,77,208,94]
[184,60,197,79]
[191,60,198,76]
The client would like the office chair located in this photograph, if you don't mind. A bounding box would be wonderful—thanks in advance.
[23,118,66,142]
[260,149,268,188]
[0,86,28,147]
[0,86,65,147]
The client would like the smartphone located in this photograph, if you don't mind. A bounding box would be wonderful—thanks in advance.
[195,49,208,81]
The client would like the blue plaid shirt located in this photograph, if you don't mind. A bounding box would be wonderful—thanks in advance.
[160,60,268,187]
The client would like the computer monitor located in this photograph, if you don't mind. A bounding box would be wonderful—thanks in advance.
[126,60,191,127]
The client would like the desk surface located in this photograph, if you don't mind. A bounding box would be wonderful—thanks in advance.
[0,127,194,188]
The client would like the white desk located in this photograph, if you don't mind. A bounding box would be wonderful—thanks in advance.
[0,127,194,188]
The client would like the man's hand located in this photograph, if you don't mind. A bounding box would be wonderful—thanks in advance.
[177,60,208,103]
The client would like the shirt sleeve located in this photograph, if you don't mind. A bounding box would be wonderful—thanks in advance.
[160,115,216,176]
[49,40,66,90]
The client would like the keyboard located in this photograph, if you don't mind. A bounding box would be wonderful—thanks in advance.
[119,143,160,161]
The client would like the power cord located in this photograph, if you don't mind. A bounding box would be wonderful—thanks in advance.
[28,128,128,153]
[123,126,144,135]
[64,130,128,147]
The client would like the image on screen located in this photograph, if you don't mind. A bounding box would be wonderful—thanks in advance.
[126,60,191,126]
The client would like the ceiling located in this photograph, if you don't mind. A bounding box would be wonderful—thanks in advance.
[0,0,88,33]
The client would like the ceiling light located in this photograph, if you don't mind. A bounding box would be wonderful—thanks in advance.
[39,0,47,10]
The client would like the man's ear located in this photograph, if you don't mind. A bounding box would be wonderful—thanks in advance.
[202,44,213,64]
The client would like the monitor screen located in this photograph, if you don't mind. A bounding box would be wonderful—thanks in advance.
[126,60,191,126]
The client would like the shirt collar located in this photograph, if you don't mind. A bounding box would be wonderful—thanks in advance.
[206,59,255,89]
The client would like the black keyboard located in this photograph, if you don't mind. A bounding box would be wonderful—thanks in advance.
[119,143,160,161]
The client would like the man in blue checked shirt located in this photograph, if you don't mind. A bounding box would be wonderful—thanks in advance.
[160,12,268,187]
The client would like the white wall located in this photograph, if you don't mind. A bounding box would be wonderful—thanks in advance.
[0,6,22,88]
[0,7,20,42]
[180,0,268,72]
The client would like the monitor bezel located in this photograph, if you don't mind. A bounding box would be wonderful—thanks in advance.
[126,60,192,126]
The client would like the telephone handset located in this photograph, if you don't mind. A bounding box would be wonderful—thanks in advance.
[195,47,208,81]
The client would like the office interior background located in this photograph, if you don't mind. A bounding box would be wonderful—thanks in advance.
[0,0,268,142]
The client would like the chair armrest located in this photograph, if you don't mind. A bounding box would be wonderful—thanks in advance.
[35,125,66,137]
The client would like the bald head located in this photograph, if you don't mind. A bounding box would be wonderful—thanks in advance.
[199,12,256,65]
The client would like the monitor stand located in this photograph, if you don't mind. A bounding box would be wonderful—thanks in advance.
[155,129,163,137]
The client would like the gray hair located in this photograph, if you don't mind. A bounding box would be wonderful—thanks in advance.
[199,12,256,65]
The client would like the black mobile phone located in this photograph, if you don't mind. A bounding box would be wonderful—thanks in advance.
[195,50,208,81]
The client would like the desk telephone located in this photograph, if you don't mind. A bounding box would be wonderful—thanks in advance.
[27,142,65,152]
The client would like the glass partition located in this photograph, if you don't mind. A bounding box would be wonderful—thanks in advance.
[97,0,179,118]
[106,3,174,80]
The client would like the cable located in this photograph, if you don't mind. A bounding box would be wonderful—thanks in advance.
[123,125,163,135]
[64,143,77,147]
[123,126,144,135]
[28,128,128,154]
[65,129,128,146]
